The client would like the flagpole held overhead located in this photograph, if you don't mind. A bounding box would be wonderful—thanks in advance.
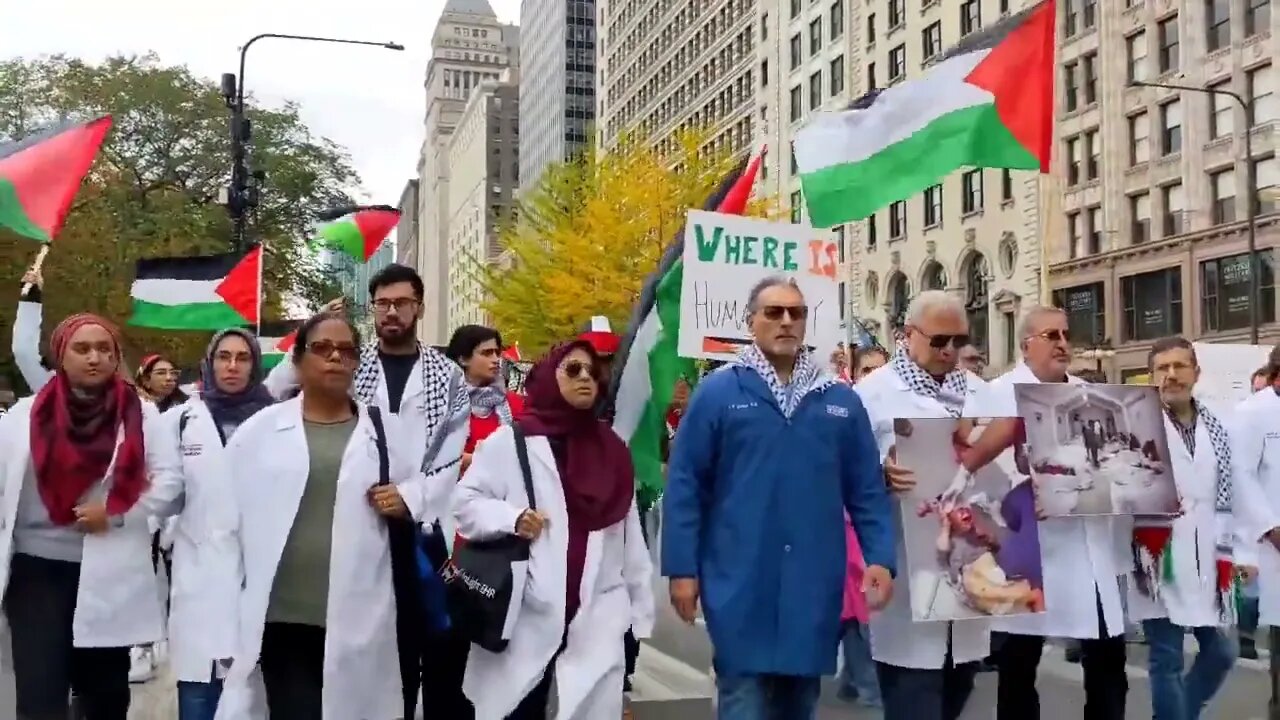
[20,244,50,298]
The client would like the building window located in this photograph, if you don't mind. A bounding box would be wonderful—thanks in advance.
[889,200,907,239]
[834,225,846,263]
[923,21,942,61]
[867,213,878,250]
[1082,0,1097,28]
[1065,0,1079,35]
[1001,169,1014,202]
[1209,82,1233,138]
[922,261,947,290]
[1085,129,1100,181]
[1202,250,1277,332]
[889,45,906,82]
[810,17,823,54]
[1122,268,1183,341]
[830,55,845,97]
[761,59,769,88]
[962,170,984,213]
[761,12,769,40]
[924,184,943,226]
[1086,206,1103,255]
[866,13,876,48]
[790,0,802,19]
[1248,64,1276,127]
[1126,31,1148,83]
[1130,192,1151,243]
[1163,182,1185,236]
[1067,211,1082,259]
[1158,17,1180,74]
[830,0,844,40]
[1082,53,1097,104]
[887,271,910,329]
[790,85,803,122]
[789,34,802,69]
[1129,112,1150,165]
[810,72,822,109]
[838,282,846,320]
[1257,156,1278,215]
[1211,168,1237,224]
[1247,0,1271,37]
[790,151,798,176]
[866,61,877,89]
[790,191,802,223]
[888,0,904,28]
[964,254,990,354]
[1066,136,1081,185]
[1207,0,1231,52]
[1053,282,1106,345]
[1160,100,1182,155]
[1064,62,1078,112]
[961,0,981,36]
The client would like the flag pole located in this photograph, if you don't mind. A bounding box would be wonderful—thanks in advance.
[20,245,51,298]
[255,241,264,337]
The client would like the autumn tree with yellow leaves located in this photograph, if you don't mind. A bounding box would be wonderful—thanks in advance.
[481,132,772,354]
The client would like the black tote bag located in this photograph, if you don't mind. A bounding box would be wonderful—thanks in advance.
[444,424,536,653]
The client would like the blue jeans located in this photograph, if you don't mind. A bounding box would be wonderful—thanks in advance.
[839,621,882,706]
[715,673,821,720]
[1143,618,1236,720]
[177,679,224,720]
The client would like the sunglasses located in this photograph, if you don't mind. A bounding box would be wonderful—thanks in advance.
[1032,329,1071,343]
[306,340,360,362]
[560,360,597,380]
[920,332,971,350]
[760,305,809,321]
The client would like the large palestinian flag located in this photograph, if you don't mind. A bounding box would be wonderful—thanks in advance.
[793,0,1054,227]
[128,246,262,330]
[315,207,400,262]
[0,116,113,243]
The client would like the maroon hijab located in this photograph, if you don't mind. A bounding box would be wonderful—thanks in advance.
[520,341,633,531]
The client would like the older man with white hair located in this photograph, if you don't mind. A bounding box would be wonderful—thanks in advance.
[988,305,1130,720]
[855,290,993,720]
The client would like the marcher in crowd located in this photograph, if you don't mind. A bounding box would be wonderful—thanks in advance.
[1238,364,1273,659]
[838,516,880,709]
[1130,336,1258,720]
[149,328,276,720]
[663,276,895,719]
[957,342,987,380]
[455,340,654,719]
[136,354,189,413]
[214,312,422,720]
[265,264,469,718]
[855,291,992,720]
[853,346,889,383]
[577,315,621,384]
[12,267,53,392]
[0,313,173,720]
[447,324,525,477]
[989,306,1130,720]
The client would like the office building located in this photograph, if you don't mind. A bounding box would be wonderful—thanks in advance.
[416,0,519,344]
[1047,0,1277,379]
[446,71,521,329]
[596,0,756,156]
[520,0,596,191]
[396,179,420,267]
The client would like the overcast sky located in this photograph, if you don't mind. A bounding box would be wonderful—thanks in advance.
[0,0,521,208]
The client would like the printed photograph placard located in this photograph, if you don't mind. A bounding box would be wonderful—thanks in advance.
[893,417,1045,623]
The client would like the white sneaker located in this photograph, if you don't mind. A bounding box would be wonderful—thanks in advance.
[128,646,156,684]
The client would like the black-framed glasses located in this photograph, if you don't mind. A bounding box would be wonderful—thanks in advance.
[306,340,360,362]
[760,304,809,321]
[919,332,970,350]
[371,298,420,315]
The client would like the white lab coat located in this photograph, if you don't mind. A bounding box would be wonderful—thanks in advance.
[147,398,241,682]
[0,397,173,649]
[987,363,1128,639]
[11,300,52,393]
[1129,411,1259,627]
[852,364,993,670]
[213,397,420,720]
[455,424,655,720]
[1227,389,1280,625]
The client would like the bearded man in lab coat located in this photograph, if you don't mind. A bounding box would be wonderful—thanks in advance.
[855,290,993,720]
[988,305,1130,720]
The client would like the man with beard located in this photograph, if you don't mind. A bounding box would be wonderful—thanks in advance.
[264,263,470,719]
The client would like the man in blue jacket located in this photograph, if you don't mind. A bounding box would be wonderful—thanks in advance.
[662,275,896,719]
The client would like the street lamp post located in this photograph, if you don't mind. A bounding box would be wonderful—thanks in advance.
[1078,339,1116,378]
[221,34,404,252]
[1131,79,1259,344]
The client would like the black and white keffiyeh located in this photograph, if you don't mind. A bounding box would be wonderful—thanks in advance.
[889,349,968,417]
[469,382,513,425]
[1196,401,1234,515]
[353,341,469,463]
[736,344,831,418]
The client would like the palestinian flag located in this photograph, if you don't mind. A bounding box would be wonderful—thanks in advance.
[258,330,298,371]
[608,149,764,511]
[502,343,522,362]
[129,246,262,330]
[793,0,1054,227]
[0,116,113,243]
[315,207,400,262]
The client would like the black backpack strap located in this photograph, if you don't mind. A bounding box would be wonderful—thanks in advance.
[367,405,391,486]
[511,424,536,512]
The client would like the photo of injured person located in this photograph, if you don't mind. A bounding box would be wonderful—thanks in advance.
[893,416,1046,622]
[1013,383,1180,517]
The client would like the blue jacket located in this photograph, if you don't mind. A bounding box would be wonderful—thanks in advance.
[661,365,895,677]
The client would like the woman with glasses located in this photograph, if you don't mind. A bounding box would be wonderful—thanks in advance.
[214,312,426,720]
[135,354,188,413]
[456,340,654,720]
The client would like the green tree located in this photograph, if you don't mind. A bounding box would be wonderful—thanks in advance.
[0,53,360,386]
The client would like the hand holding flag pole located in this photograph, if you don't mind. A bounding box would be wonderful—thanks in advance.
[20,244,49,298]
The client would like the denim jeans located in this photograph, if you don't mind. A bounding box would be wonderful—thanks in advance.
[715,673,821,720]
[839,621,881,706]
[177,680,224,720]
[1143,618,1236,720]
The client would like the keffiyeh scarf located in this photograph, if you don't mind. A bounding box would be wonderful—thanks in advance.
[1132,399,1237,622]
[353,341,469,471]
[469,382,513,425]
[889,349,968,417]
[735,344,828,418]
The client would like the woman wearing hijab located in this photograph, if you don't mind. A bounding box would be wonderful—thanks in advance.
[0,313,173,720]
[135,354,189,413]
[148,328,276,720]
[455,340,654,720]
[214,313,427,720]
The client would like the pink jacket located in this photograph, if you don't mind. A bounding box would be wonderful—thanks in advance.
[842,513,869,623]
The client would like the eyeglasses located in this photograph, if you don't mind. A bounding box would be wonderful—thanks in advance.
[760,305,809,321]
[214,351,253,366]
[919,332,971,350]
[371,298,420,315]
[1031,329,1071,344]
[560,360,597,380]
[306,340,360,362]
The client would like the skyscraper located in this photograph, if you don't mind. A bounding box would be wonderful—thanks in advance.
[519,0,596,191]
[415,0,519,344]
